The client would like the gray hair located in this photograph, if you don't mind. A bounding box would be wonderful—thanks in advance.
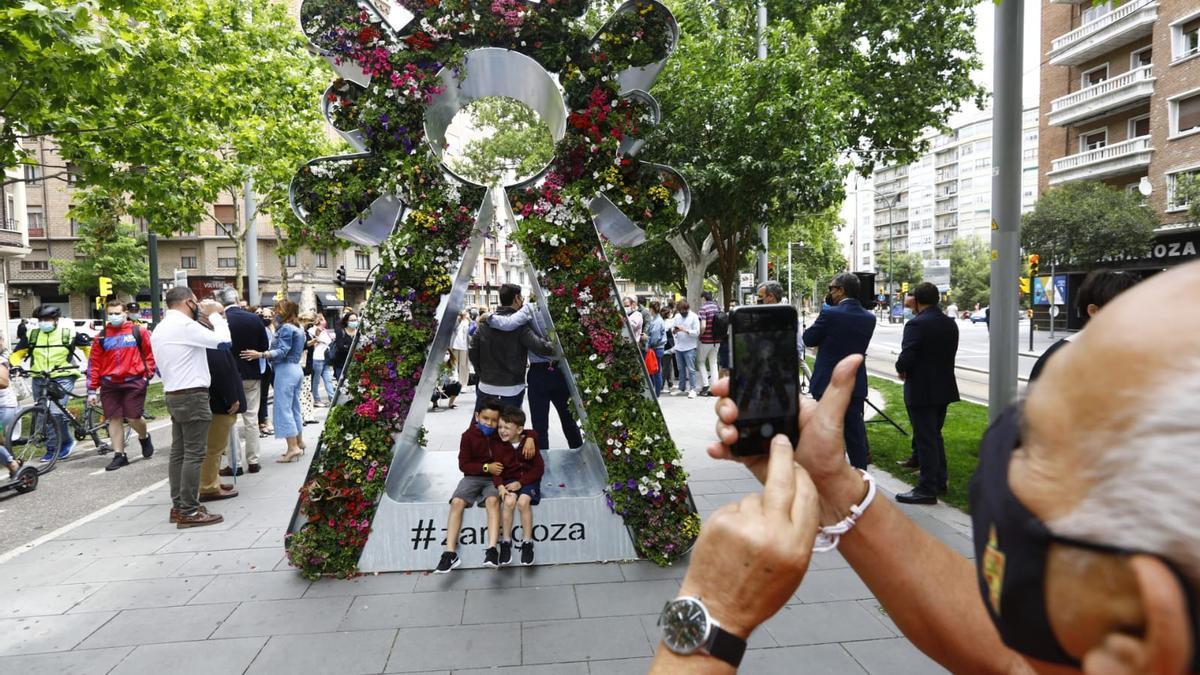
[164,286,195,308]
[214,286,240,307]
[757,281,784,303]
[1048,363,1200,589]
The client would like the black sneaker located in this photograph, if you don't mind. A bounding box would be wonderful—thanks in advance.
[483,546,499,567]
[105,453,129,472]
[434,551,460,574]
[499,540,513,565]
[139,435,154,459]
[520,541,534,566]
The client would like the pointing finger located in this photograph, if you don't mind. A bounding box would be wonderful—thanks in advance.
[761,434,797,519]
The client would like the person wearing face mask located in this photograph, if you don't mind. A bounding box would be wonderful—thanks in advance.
[331,311,359,382]
[669,299,701,398]
[148,288,231,529]
[653,260,1200,675]
[434,399,507,573]
[9,304,92,462]
[86,300,157,471]
[240,299,306,463]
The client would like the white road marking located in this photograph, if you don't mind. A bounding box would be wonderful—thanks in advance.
[0,477,168,564]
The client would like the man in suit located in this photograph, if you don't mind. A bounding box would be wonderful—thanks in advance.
[894,282,960,504]
[215,286,270,474]
[801,272,876,469]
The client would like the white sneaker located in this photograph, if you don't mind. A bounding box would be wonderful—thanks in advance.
[688,390,697,399]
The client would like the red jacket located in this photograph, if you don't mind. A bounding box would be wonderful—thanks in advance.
[87,323,156,393]
[491,429,545,487]
[458,424,497,477]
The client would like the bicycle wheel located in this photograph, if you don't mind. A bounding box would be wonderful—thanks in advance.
[8,406,52,465]
[82,404,127,454]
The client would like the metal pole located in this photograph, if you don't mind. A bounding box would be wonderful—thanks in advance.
[755,1,770,284]
[787,242,793,307]
[148,231,161,325]
[245,177,259,304]
[988,0,1023,420]
[887,203,894,300]
[1048,250,1056,339]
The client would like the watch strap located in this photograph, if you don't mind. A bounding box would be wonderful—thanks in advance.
[707,623,747,668]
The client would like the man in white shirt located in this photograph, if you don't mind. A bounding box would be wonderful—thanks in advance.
[150,287,232,529]
[670,300,701,398]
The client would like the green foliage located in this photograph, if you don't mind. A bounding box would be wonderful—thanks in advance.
[613,231,687,293]
[652,0,985,305]
[948,236,991,311]
[1021,181,1159,268]
[56,189,148,296]
[766,208,847,304]
[881,251,924,289]
[1176,172,1200,225]
[447,97,556,187]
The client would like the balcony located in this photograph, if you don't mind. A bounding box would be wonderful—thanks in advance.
[1048,0,1158,66]
[1047,137,1153,185]
[936,187,959,200]
[1048,66,1155,126]
[935,198,958,215]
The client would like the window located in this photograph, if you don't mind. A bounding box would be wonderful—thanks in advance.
[1023,147,1038,161]
[26,208,44,236]
[1081,64,1108,88]
[1173,15,1200,61]
[315,250,328,268]
[1128,114,1151,139]
[69,218,82,236]
[1170,91,1200,137]
[1082,1,1111,25]
[180,248,198,269]
[975,158,991,170]
[217,247,237,268]
[1131,46,1153,69]
[65,162,79,185]
[960,142,974,157]
[862,242,871,252]
[23,164,40,184]
[1167,169,1200,211]
[21,259,48,270]
[1080,129,1107,152]
[283,253,297,268]
[355,249,370,270]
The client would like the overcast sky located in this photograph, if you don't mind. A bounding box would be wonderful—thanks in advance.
[953,0,1042,125]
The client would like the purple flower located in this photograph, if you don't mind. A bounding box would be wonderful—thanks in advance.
[612,481,622,490]
[626,478,636,489]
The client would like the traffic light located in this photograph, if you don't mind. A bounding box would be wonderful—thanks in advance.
[1028,254,1040,278]
[98,276,113,297]
[335,264,347,287]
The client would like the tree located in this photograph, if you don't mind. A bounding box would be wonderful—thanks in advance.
[448,97,556,187]
[1021,181,1158,268]
[948,236,990,311]
[881,251,925,291]
[648,0,985,307]
[766,208,847,306]
[1176,172,1200,225]
[56,189,148,297]
[613,231,687,297]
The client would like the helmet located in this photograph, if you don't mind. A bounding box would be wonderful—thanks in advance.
[34,305,61,319]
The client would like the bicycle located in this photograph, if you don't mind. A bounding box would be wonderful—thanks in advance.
[6,368,127,474]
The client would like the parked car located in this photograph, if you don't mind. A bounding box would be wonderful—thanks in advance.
[970,308,990,324]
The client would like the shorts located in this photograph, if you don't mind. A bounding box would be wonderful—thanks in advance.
[100,379,148,420]
[517,481,542,506]
[451,475,499,507]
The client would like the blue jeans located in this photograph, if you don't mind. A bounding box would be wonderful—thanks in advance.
[272,362,304,439]
[674,349,697,392]
[0,406,16,465]
[651,348,665,395]
[32,376,75,452]
[311,359,335,402]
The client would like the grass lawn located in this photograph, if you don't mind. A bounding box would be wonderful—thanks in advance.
[864,375,990,511]
[64,381,169,426]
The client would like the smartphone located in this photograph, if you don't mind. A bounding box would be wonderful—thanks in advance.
[729,305,800,456]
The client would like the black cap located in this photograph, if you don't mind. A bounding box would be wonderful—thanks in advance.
[34,305,61,319]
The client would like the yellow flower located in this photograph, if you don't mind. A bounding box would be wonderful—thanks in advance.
[348,437,368,460]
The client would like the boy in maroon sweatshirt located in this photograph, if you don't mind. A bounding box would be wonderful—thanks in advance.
[494,406,545,566]
[435,399,506,573]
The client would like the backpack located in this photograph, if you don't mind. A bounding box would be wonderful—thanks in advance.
[130,325,150,377]
[26,326,87,364]
[709,311,730,341]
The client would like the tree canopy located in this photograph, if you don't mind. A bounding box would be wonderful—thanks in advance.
[447,97,556,187]
[948,236,990,311]
[56,189,148,296]
[1021,181,1159,269]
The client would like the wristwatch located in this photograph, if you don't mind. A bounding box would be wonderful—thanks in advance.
[658,596,746,668]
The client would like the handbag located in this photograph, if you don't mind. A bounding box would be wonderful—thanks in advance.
[644,348,660,376]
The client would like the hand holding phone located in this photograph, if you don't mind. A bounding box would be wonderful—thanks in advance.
[729,305,800,456]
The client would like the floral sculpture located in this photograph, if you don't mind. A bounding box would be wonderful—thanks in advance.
[286,0,699,579]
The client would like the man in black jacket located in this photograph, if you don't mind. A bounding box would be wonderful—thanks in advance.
[469,284,555,412]
[894,282,960,504]
[199,340,246,501]
[216,287,269,474]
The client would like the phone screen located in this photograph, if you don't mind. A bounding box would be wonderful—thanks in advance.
[729,306,799,456]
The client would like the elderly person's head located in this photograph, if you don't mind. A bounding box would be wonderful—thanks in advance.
[974,261,1200,672]
[756,281,784,305]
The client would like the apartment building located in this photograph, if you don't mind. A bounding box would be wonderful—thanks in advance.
[1039,0,1200,256]
[842,107,1041,280]
[1,157,32,342]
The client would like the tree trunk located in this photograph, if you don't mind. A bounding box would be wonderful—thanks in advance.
[708,219,743,310]
[666,228,717,309]
[273,223,289,295]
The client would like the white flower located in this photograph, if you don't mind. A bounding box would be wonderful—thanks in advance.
[656,471,666,479]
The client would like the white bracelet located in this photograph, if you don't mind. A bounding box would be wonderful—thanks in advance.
[813,469,877,553]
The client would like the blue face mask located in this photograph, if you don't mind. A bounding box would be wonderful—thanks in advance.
[107,314,126,327]
[347,321,359,329]
[38,321,55,332]
[476,421,496,437]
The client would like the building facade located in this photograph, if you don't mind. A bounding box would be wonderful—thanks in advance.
[1040,0,1200,230]
[842,107,1041,281]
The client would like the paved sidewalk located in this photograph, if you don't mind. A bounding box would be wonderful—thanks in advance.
[0,388,968,674]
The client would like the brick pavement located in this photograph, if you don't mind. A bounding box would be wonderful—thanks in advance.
[0,387,969,674]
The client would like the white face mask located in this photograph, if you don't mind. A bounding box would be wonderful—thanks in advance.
[107,313,126,327]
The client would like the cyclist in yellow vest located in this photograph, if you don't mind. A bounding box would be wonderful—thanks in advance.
[9,305,92,461]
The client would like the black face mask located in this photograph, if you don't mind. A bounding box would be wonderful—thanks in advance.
[824,294,834,306]
[968,404,1200,669]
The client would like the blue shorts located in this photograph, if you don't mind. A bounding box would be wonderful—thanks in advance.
[517,482,541,506]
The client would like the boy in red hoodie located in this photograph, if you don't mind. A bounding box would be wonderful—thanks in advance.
[494,406,545,566]
[434,398,535,573]
[86,300,156,471]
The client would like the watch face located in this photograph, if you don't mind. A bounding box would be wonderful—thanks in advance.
[660,598,708,653]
